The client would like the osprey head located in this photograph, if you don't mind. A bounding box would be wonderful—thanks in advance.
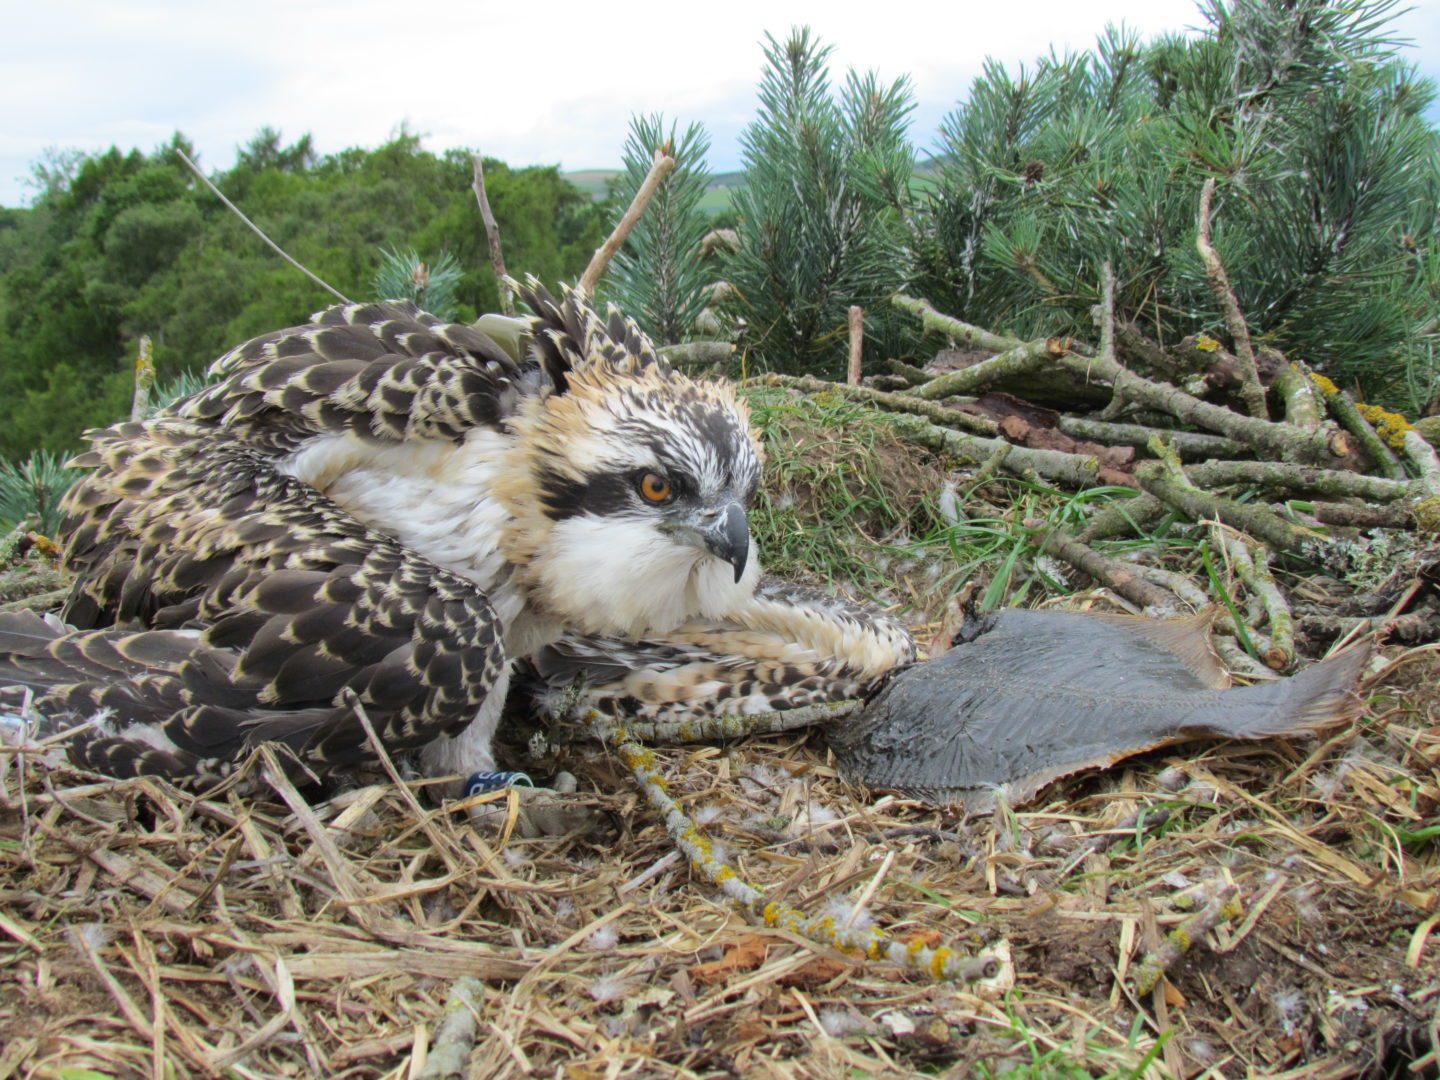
[498,291,764,638]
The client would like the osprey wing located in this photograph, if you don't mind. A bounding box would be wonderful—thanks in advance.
[39,422,506,786]
[168,301,540,453]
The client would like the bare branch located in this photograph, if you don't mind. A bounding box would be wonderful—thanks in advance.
[578,148,676,296]
[1196,178,1267,420]
[471,155,513,316]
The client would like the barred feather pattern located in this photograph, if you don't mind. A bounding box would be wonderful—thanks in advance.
[17,281,897,788]
[523,583,916,723]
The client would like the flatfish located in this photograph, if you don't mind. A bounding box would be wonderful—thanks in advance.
[829,608,1372,810]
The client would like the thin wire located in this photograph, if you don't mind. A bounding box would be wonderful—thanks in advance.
[174,147,351,304]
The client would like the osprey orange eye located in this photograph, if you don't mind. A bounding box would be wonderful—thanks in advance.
[638,472,672,503]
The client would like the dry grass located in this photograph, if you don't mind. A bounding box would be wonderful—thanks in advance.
[2,647,1437,1078]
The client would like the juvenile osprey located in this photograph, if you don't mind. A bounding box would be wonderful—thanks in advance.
[6,282,825,790]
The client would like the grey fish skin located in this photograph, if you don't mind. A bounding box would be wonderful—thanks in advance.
[829,608,1372,811]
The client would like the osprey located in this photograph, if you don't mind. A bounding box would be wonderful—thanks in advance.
[1,283,910,792]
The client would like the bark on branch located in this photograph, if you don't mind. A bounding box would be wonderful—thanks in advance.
[1052,351,1340,465]
[1196,178,1267,420]
[579,148,676,296]
[909,337,1067,400]
[760,373,999,436]
[471,155,513,316]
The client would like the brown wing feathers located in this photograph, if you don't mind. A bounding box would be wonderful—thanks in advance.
[10,300,529,787]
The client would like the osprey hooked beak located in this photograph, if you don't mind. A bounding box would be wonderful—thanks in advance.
[664,501,750,583]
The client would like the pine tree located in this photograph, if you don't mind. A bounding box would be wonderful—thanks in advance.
[913,0,1440,409]
[723,28,918,375]
[603,115,714,345]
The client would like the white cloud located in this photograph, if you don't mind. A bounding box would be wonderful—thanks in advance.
[3,0,1436,205]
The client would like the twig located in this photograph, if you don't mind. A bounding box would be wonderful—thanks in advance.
[174,147,350,304]
[1217,531,1294,671]
[760,373,998,436]
[890,293,1025,354]
[1309,371,1406,480]
[1030,521,1181,611]
[1196,179,1267,420]
[1132,881,1241,995]
[908,337,1065,401]
[847,306,864,386]
[1057,418,1247,460]
[579,148,676,295]
[418,978,483,1079]
[471,155,513,316]
[590,711,1000,982]
[131,334,155,422]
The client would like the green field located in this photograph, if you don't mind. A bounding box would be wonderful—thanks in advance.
[561,168,743,216]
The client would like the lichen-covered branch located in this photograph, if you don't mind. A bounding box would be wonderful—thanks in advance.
[1309,501,1419,531]
[1182,459,1413,502]
[1053,352,1337,465]
[590,712,1000,982]
[908,337,1063,400]
[1196,179,1267,420]
[1137,464,1319,553]
[883,358,933,386]
[1133,881,1241,995]
[1057,418,1246,460]
[418,978,483,1079]
[890,413,1130,489]
[1309,372,1406,480]
[1031,522,1180,611]
[1272,364,1322,432]
[609,700,858,744]
[890,293,1025,354]
[1075,494,1166,543]
[761,373,999,436]
[1218,533,1294,670]
[660,342,735,371]
[1401,430,1440,497]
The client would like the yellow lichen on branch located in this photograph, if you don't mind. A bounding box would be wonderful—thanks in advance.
[591,710,1001,983]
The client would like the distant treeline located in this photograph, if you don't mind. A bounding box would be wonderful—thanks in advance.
[0,130,607,460]
[3,1,1439,467]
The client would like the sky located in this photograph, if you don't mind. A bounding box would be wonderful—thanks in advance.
[3,0,1438,207]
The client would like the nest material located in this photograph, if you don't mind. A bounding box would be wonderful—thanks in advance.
[2,649,1437,1077]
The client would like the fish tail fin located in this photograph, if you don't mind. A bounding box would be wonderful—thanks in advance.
[1212,642,1373,739]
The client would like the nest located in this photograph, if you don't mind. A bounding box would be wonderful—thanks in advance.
[2,645,1437,1078]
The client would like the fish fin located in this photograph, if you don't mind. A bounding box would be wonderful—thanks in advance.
[1093,608,1229,689]
[1191,641,1373,739]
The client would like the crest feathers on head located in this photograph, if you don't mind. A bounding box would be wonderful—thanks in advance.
[511,277,669,396]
